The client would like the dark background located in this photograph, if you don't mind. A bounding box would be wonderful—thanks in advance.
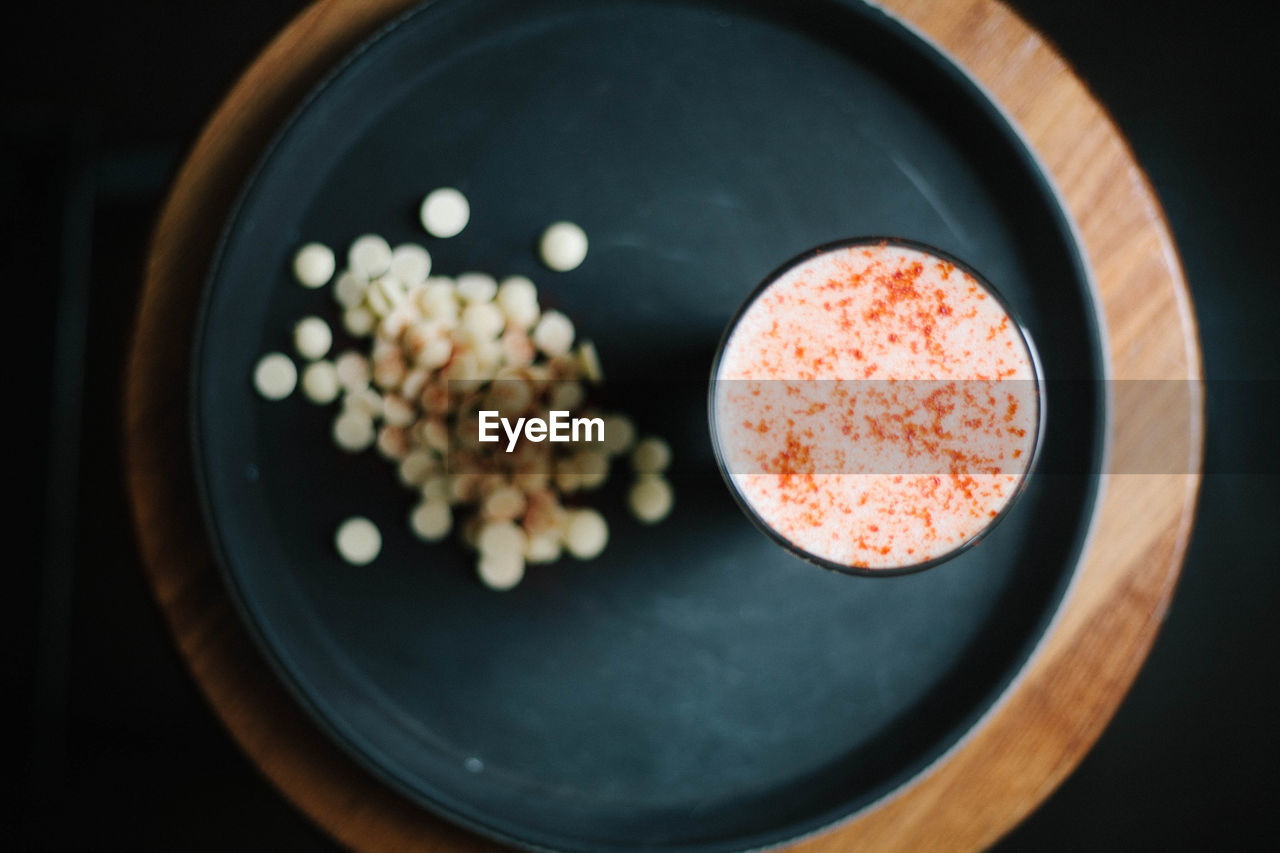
[10,0,1277,849]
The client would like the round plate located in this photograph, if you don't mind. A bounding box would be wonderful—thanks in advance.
[193,0,1104,850]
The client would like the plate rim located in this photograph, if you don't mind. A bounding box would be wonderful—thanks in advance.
[189,1,1106,850]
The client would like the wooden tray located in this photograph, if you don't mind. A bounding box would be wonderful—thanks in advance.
[124,0,1203,849]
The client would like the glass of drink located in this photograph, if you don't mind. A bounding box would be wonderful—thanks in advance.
[709,238,1045,576]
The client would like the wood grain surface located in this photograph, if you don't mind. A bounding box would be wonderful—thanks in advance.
[123,0,1203,849]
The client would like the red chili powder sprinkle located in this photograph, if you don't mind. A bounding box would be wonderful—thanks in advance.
[714,243,1038,569]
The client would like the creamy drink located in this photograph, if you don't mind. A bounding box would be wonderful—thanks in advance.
[711,240,1041,572]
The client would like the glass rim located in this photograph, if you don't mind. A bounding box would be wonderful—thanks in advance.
[707,236,1048,577]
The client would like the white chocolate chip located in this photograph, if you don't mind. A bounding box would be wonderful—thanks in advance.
[254,353,296,400]
[418,278,458,321]
[344,386,383,418]
[382,393,416,427]
[628,474,673,524]
[364,282,392,317]
[333,408,375,452]
[497,276,540,330]
[343,306,376,337]
[398,449,438,487]
[499,330,536,368]
[372,276,408,312]
[389,243,432,286]
[497,275,537,309]
[301,360,340,404]
[486,376,534,414]
[630,437,672,474]
[400,368,428,401]
[471,339,504,375]
[335,517,381,565]
[523,488,566,536]
[402,321,438,362]
[460,301,505,342]
[294,316,332,361]
[477,519,526,557]
[601,414,636,456]
[421,417,450,453]
[420,188,470,238]
[377,306,416,342]
[548,381,584,411]
[531,310,575,357]
[539,221,588,272]
[456,272,498,304]
[441,351,482,391]
[293,243,335,288]
[575,449,610,490]
[419,335,453,370]
[409,497,453,541]
[497,285,536,329]
[482,485,527,521]
[450,473,483,505]
[376,424,410,460]
[564,509,608,559]
[333,270,367,309]
[477,550,524,590]
[348,234,392,279]
[372,351,406,390]
[524,531,562,564]
[420,474,450,502]
[504,301,540,332]
[334,351,371,390]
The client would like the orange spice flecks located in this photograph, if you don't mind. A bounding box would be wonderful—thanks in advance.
[714,243,1037,569]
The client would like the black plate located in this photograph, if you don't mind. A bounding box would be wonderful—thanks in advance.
[193,1,1105,850]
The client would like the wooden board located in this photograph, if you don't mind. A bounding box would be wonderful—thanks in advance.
[123,0,1203,849]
